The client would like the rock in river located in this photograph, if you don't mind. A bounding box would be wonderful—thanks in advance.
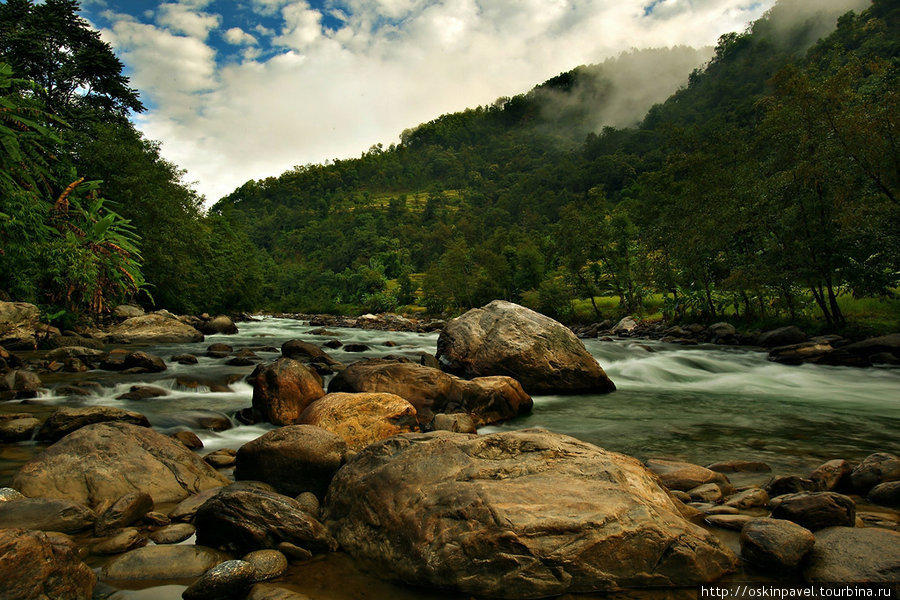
[36,406,150,442]
[0,528,95,600]
[12,422,229,507]
[299,392,418,450]
[324,429,736,598]
[107,312,204,344]
[804,527,900,583]
[250,358,325,425]
[436,300,615,395]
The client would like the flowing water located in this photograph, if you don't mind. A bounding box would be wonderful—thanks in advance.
[2,316,900,598]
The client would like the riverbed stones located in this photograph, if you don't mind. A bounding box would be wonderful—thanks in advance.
[704,514,754,531]
[12,422,229,507]
[869,481,900,507]
[244,549,289,581]
[37,406,151,442]
[246,584,312,600]
[183,560,256,600]
[804,527,900,583]
[757,326,806,348]
[107,312,204,344]
[0,301,41,350]
[0,416,39,442]
[740,518,815,570]
[172,430,204,449]
[207,343,233,358]
[150,523,196,544]
[689,483,724,503]
[195,487,337,555]
[101,545,231,581]
[91,527,146,555]
[0,528,96,600]
[645,458,732,493]
[0,487,26,502]
[763,475,818,498]
[327,358,532,425]
[94,492,154,536]
[724,487,769,509]
[432,412,477,433]
[769,492,856,530]
[436,300,616,395]
[250,358,325,425]
[200,315,239,335]
[849,452,900,494]
[234,425,347,497]
[298,392,418,450]
[810,459,852,491]
[325,429,737,597]
[123,350,167,372]
[0,497,96,532]
[706,460,771,473]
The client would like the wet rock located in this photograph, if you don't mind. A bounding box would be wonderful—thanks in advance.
[704,514,754,531]
[123,351,167,372]
[868,481,900,508]
[323,339,342,349]
[432,412,477,433]
[169,410,233,432]
[645,458,732,493]
[757,326,806,348]
[1,369,42,398]
[227,349,261,366]
[277,542,313,562]
[611,316,638,334]
[207,343,233,358]
[770,492,856,530]
[849,452,900,494]
[234,425,347,498]
[108,312,204,344]
[150,523,196,544]
[250,358,325,425]
[0,487,26,502]
[46,346,106,363]
[244,549,289,581]
[12,422,229,507]
[343,343,371,352]
[116,385,171,401]
[327,358,532,426]
[171,430,204,449]
[706,460,772,473]
[0,416,39,442]
[114,304,145,319]
[740,518,815,570]
[195,487,337,555]
[436,300,616,395]
[0,301,41,350]
[325,429,736,597]
[804,527,900,583]
[246,583,312,600]
[183,559,255,600]
[281,339,337,363]
[724,487,769,510]
[143,511,170,527]
[37,406,150,442]
[298,392,418,450]
[169,488,223,522]
[764,475,818,498]
[0,497,96,532]
[688,483,724,503]
[94,492,154,536]
[706,505,739,515]
[0,528,95,600]
[205,448,237,468]
[708,322,736,341]
[844,334,900,360]
[200,315,239,335]
[101,545,230,581]
[294,492,320,517]
[91,527,147,555]
[173,353,199,365]
[810,459,852,491]
[100,348,129,370]
[768,342,834,365]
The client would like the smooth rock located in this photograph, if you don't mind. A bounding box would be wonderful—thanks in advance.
[757,326,806,348]
[246,584,311,600]
[250,358,325,425]
[298,392,418,450]
[294,492,319,517]
[234,425,347,498]
[869,481,900,507]
[94,492,154,536]
[0,487,26,502]
[725,487,769,510]
[849,452,900,494]
[436,300,615,395]
[706,460,771,473]
[244,549,289,581]
[200,315,239,335]
[12,422,229,507]
[0,417,39,442]
[92,527,147,555]
[0,497,96,532]
[205,448,237,468]
[116,384,170,401]
[37,406,150,442]
[689,483,724,503]
[276,542,312,562]
[114,304,145,319]
[183,560,256,600]
[432,412,477,433]
[150,523,196,544]
[107,313,204,345]
[804,527,900,583]
[645,458,732,493]
[281,339,336,363]
[764,475,818,498]
[770,492,856,530]
[325,429,736,597]
[171,430,204,449]
[0,528,95,600]
[123,351,167,372]
[810,459,852,491]
[740,518,815,570]
[101,545,231,581]
[206,343,233,358]
[0,301,41,349]
[704,514,754,530]
[173,353,199,365]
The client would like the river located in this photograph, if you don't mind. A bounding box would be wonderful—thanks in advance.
[2,316,899,598]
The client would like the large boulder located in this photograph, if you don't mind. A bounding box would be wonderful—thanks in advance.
[0,528,95,600]
[769,492,856,531]
[849,452,900,494]
[436,300,615,395]
[299,392,418,450]
[250,358,325,425]
[804,527,900,583]
[101,545,231,581]
[234,425,347,498]
[740,518,815,570]
[200,314,239,335]
[0,497,96,533]
[12,422,229,507]
[36,406,150,442]
[107,312,204,344]
[0,301,41,350]
[327,358,532,425]
[325,429,737,597]
[757,326,807,348]
[195,487,337,555]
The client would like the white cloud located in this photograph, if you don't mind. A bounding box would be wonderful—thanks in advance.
[155,2,221,40]
[99,0,869,204]
[225,26,259,46]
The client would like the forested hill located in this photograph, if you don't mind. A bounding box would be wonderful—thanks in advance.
[214,0,898,328]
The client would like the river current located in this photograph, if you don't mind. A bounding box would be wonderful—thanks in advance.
[2,316,899,598]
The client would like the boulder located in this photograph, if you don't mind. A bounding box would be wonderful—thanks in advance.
[250,358,325,425]
[769,492,856,530]
[46,346,106,363]
[171,430,204,449]
[244,549,289,581]
[0,301,41,350]
[844,333,900,359]
[92,528,146,555]
[0,416,39,442]
[281,339,337,363]
[740,518,815,570]
[804,527,900,583]
[206,342,233,358]
[611,316,638,334]
[150,523,196,544]
[114,304,145,319]
[235,425,347,498]
[12,422,229,508]
[645,458,732,493]
[0,528,95,600]
[849,452,900,494]
[101,545,231,581]
[183,560,256,600]
[327,358,532,425]
[94,492,154,536]
[704,514,754,530]
[123,350,167,372]
[768,342,833,365]
[200,315,239,335]
[299,392,418,450]
[173,353,199,365]
[107,312,204,344]
[195,487,337,555]
[204,448,237,468]
[810,459,852,491]
[0,497,95,532]
[1,369,42,398]
[764,475,818,498]
[436,300,615,395]
[868,481,900,507]
[432,412,477,433]
[325,429,736,597]
[37,406,150,442]
[724,487,769,510]
[116,384,169,401]
[757,326,806,348]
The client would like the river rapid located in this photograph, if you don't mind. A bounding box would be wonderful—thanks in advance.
[2,316,899,598]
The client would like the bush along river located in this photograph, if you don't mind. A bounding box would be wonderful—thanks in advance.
[0,300,899,600]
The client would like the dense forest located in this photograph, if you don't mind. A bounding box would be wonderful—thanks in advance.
[1,0,898,331]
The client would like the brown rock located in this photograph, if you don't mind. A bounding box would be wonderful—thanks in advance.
[810,459,852,491]
[244,549,289,581]
[770,492,856,530]
[107,312,204,344]
[704,514,754,530]
[205,448,237,468]
[91,527,147,555]
[246,583,312,600]
[0,497,96,533]
[432,412,477,433]
[706,460,771,473]
[251,358,325,425]
[101,544,230,581]
[869,481,900,507]
[149,523,195,544]
[0,301,41,350]
[740,518,815,569]
[94,492,154,536]
[436,300,615,394]
[37,406,150,442]
[724,487,769,509]
[171,430,204,449]
[200,315,239,335]
[0,416,39,442]
[183,560,256,600]
[0,528,95,599]
[299,392,418,450]
[805,527,900,583]
[849,452,900,494]
[645,458,732,493]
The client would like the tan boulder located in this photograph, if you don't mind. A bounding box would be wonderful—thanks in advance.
[250,358,325,425]
[299,392,417,450]
[0,528,95,600]
[107,312,204,344]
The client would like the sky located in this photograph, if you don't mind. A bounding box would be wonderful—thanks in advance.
[78,0,784,204]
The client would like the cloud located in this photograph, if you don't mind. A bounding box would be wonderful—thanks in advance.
[100,0,870,204]
[224,26,259,46]
[155,2,221,40]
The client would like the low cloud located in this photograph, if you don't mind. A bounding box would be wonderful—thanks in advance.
[98,0,869,204]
